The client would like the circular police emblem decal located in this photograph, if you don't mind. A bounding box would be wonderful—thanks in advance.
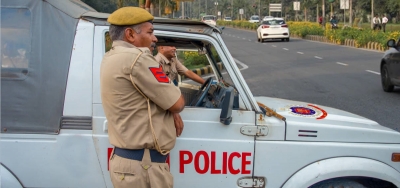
[280,104,328,119]
[290,107,316,116]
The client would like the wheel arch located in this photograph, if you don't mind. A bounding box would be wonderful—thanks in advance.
[281,157,400,188]
[1,163,24,188]
[380,59,386,71]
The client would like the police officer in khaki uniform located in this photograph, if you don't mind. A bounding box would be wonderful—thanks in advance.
[100,7,185,188]
[155,46,205,86]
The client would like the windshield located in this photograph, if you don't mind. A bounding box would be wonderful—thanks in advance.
[203,16,215,21]
[251,16,259,20]
[262,19,285,25]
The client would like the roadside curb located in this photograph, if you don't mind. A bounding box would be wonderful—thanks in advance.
[292,34,386,52]
[184,62,224,78]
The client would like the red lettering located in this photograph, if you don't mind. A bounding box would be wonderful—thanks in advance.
[166,155,170,168]
[194,151,209,174]
[228,152,241,174]
[210,151,221,174]
[179,150,193,173]
[241,152,251,174]
[107,148,113,171]
[178,150,252,175]
[222,152,228,174]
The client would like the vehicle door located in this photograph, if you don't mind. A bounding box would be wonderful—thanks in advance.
[92,28,257,188]
[392,38,400,84]
[170,32,256,188]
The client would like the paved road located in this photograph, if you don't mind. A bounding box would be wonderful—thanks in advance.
[220,27,400,132]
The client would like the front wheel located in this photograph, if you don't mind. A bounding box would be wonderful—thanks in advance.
[381,64,394,92]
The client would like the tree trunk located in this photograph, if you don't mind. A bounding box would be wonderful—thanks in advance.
[116,0,123,8]
[145,0,151,12]
[349,0,352,26]
[304,7,307,21]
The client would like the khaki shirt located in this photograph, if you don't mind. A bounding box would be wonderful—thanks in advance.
[100,40,181,151]
[154,53,188,81]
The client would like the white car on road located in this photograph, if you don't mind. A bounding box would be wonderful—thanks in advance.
[248,15,260,23]
[202,15,217,26]
[256,17,290,42]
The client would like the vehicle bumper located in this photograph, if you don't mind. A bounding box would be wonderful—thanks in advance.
[261,33,290,39]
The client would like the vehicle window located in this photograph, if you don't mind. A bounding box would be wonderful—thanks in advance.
[1,8,31,78]
[262,20,285,25]
[251,16,259,20]
[203,16,215,21]
[105,32,112,52]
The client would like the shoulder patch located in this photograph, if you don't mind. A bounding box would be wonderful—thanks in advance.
[149,66,170,83]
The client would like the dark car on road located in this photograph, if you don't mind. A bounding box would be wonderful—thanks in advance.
[381,38,400,92]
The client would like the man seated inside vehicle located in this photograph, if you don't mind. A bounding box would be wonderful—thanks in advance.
[155,45,205,86]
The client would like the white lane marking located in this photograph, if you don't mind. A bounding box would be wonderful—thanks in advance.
[283,48,289,50]
[237,36,241,38]
[263,43,267,45]
[314,56,323,59]
[366,70,380,75]
[248,39,252,42]
[242,38,246,40]
[272,45,277,47]
[233,58,249,70]
[297,52,304,54]
[336,62,348,66]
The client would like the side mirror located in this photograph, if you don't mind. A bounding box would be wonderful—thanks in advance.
[220,86,234,125]
[387,39,396,47]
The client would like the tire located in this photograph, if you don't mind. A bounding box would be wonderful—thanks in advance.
[286,38,290,42]
[281,38,285,42]
[310,179,366,188]
[381,64,394,92]
[257,32,261,42]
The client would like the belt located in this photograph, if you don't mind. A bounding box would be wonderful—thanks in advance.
[114,147,168,163]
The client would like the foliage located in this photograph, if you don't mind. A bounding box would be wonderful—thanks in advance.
[177,48,221,70]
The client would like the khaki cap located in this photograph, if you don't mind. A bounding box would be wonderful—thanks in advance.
[108,7,154,26]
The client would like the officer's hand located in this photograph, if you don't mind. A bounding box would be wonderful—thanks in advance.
[173,113,184,137]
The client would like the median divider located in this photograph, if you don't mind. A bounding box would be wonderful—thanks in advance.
[293,34,386,52]
[182,62,224,79]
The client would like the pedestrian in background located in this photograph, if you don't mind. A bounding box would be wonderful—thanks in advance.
[100,7,185,188]
[382,14,388,32]
[372,15,381,30]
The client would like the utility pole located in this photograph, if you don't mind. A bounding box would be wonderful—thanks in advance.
[317,4,319,23]
[205,0,207,15]
[231,0,233,18]
[349,0,352,26]
[322,0,325,22]
[371,0,374,29]
[182,1,184,18]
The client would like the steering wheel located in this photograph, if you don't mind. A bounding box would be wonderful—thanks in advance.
[190,77,213,107]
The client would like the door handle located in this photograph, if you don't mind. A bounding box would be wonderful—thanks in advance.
[103,120,108,132]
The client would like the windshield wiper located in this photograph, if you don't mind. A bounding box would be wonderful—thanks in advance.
[257,102,286,121]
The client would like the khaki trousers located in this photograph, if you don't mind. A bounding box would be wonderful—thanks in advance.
[109,149,173,188]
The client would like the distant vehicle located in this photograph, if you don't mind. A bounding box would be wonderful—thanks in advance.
[224,17,232,21]
[248,15,259,23]
[380,38,400,92]
[262,16,274,21]
[179,16,190,19]
[201,15,217,26]
[256,17,290,42]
